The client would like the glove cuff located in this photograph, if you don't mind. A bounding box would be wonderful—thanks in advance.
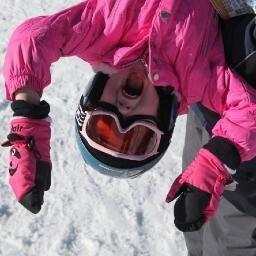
[203,136,241,170]
[11,100,50,119]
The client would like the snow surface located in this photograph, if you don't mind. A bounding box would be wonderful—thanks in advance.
[0,1,187,255]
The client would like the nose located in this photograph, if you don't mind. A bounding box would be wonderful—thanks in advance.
[117,101,132,116]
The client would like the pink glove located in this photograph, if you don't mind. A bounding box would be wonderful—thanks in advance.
[2,100,51,214]
[166,147,233,232]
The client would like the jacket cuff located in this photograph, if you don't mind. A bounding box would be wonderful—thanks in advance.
[203,136,241,170]
[5,75,45,100]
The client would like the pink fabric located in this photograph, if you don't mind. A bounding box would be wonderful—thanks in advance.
[7,118,51,200]
[166,148,231,222]
[3,0,256,161]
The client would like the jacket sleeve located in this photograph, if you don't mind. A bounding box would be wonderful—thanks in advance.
[211,69,256,162]
[3,1,95,100]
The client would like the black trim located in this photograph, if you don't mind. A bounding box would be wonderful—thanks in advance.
[174,184,211,232]
[203,136,241,169]
[19,189,43,214]
[11,100,50,119]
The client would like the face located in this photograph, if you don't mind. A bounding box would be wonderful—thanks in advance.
[9,147,21,176]
[99,63,159,117]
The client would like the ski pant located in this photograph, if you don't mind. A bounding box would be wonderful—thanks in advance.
[182,108,256,256]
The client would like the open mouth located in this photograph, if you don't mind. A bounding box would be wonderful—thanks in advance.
[122,72,144,99]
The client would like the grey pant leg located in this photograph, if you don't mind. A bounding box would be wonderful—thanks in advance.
[204,197,256,256]
[182,109,210,170]
[182,109,210,256]
[182,109,256,256]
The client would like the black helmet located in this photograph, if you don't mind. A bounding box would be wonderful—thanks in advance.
[75,72,179,178]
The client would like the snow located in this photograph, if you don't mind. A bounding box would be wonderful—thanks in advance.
[0,1,187,255]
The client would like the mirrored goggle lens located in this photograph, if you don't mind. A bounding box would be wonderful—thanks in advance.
[86,114,158,155]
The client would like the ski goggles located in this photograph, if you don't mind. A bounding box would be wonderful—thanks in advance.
[79,109,164,161]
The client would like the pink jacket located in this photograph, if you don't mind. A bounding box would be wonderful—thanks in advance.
[3,0,256,161]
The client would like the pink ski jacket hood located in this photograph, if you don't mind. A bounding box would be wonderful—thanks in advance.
[3,0,256,161]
